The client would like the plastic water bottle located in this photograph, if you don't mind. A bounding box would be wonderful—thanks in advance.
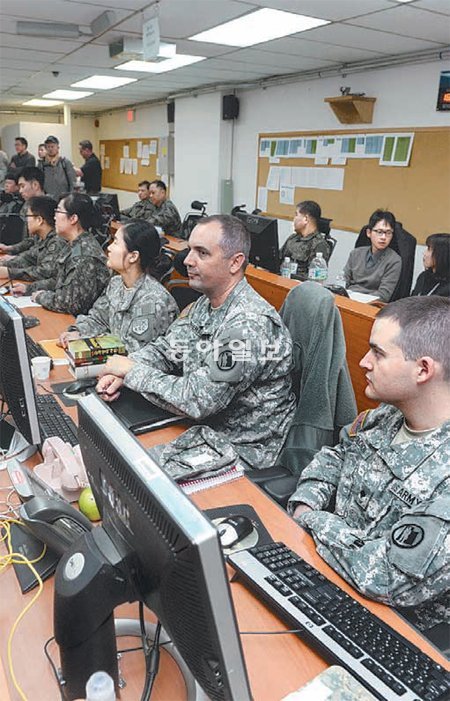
[308,252,328,285]
[280,256,291,279]
[85,671,116,701]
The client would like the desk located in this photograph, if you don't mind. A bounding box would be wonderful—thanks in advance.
[0,303,448,700]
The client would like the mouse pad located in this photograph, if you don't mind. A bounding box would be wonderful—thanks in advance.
[205,504,274,557]
[49,381,79,407]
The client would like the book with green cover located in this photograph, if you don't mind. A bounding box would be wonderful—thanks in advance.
[65,334,126,366]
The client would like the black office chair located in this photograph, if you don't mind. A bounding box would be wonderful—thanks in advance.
[0,213,25,246]
[317,216,337,260]
[355,222,416,300]
[181,200,207,240]
[247,282,357,508]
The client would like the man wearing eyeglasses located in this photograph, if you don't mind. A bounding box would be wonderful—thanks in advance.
[343,209,401,302]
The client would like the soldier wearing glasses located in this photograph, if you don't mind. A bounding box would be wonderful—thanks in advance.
[344,210,401,302]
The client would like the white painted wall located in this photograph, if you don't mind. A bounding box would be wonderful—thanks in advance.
[1,122,72,164]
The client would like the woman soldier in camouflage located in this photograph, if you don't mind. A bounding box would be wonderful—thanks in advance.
[59,220,178,353]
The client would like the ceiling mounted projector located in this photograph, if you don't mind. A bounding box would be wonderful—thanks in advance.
[109,37,176,62]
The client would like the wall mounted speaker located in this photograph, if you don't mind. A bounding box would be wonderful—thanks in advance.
[222,95,239,120]
[167,102,175,123]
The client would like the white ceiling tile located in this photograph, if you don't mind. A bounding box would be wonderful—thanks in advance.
[347,5,450,42]
[242,0,394,21]
[223,48,336,70]
[301,22,443,52]
[414,0,450,16]
[265,36,385,61]
[0,0,128,23]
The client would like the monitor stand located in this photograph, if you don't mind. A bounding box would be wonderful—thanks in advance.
[0,419,37,463]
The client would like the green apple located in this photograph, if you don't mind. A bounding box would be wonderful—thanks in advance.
[78,487,101,521]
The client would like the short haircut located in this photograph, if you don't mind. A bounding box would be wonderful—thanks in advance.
[15,137,28,147]
[19,166,45,190]
[27,196,57,227]
[79,140,93,150]
[368,209,396,231]
[200,214,250,267]
[61,192,98,231]
[297,200,321,225]
[138,180,151,188]
[38,143,46,149]
[150,179,167,192]
[5,170,19,184]
[426,233,450,280]
[377,296,450,380]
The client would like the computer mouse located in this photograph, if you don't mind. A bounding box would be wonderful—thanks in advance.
[218,515,254,548]
[65,378,98,395]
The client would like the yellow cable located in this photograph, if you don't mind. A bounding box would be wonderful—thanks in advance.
[0,518,46,701]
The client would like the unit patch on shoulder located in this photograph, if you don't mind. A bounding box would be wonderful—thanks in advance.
[391,523,425,549]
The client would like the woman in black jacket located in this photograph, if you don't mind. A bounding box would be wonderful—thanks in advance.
[411,233,450,297]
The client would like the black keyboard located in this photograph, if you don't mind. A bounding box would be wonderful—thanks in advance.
[26,334,52,366]
[228,543,450,701]
[36,394,78,446]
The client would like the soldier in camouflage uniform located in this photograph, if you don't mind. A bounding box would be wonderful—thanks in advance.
[97,214,296,468]
[32,193,110,315]
[59,220,178,353]
[120,181,155,220]
[289,296,450,608]
[0,196,67,295]
[147,180,182,237]
[280,200,330,278]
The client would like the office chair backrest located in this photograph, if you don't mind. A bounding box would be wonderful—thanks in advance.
[355,221,416,300]
[181,200,207,240]
[0,215,24,245]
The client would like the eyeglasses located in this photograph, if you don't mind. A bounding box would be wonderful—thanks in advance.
[372,228,393,237]
[24,214,40,218]
[54,208,67,215]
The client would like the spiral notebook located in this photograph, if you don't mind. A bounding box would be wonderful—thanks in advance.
[178,464,245,494]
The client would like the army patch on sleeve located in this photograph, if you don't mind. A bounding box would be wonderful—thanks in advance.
[391,523,425,549]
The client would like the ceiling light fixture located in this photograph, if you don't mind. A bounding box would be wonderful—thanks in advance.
[23,99,63,107]
[115,54,206,73]
[71,75,137,90]
[42,90,93,100]
[189,8,329,47]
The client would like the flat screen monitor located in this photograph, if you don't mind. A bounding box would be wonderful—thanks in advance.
[91,193,120,220]
[235,212,280,274]
[54,393,252,701]
[0,297,40,445]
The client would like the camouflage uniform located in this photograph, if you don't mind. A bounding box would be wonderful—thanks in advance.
[121,199,155,220]
[34,231,110,315]
[125,278,296,468]
[4,231,67,293]
[147,199,182,236]
[288,404,450,608]
[280,231,330,278]
[73,273,178,353]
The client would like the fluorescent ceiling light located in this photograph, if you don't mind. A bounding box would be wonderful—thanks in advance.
[71,75,137,89]
[23,99,63,107]
[189,8,329,47]
[43,89,93,100]
[115,54,205,73]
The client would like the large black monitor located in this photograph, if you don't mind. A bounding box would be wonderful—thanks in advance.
[91,192,120,220]
[235,212,280,274]
[0,297,40,445]
[54,393,251,701]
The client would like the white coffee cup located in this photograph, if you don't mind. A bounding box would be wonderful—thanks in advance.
[31,356,51,380]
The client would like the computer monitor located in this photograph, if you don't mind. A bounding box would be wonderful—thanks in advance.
[54,393,251,701]
[0,297,40,445]
[235,212,280,274]
[91,193,120,220]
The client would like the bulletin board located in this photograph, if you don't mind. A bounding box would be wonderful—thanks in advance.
[256,127,450,245]
[99,138,159,191]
